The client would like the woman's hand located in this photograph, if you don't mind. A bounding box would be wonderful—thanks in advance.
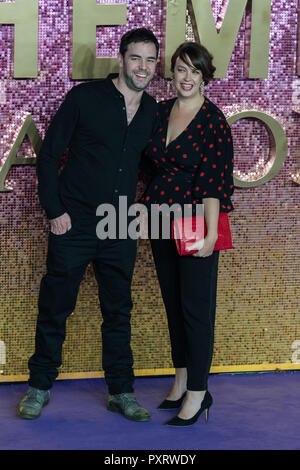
[187,197,220,257]
[186,233,218,257]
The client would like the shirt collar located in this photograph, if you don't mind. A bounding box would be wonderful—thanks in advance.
[104,73,147,108]
[104,73,121,97]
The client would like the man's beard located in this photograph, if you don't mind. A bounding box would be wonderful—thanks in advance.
[123,69,152,92]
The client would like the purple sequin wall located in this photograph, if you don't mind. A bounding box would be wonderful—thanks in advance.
[0,0,299,378]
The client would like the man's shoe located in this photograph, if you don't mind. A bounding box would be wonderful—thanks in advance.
[18,386,50,419]
[107,393,151,422]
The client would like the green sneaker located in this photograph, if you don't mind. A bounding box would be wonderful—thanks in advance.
[107,393,151,422]
[18,386,50,419]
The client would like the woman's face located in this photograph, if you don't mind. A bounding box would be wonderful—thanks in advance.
[173,55,203,99]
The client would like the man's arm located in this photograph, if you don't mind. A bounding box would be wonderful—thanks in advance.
[36,87,80,222]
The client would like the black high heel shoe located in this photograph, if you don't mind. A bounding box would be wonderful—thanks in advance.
[164,391,213,426]
[157,392,186,410]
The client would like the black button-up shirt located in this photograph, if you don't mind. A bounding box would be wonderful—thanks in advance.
[36,74,158,220]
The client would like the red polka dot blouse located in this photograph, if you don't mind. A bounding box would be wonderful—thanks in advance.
[140,97,234,213]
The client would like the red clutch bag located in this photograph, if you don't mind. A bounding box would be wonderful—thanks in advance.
[171,212,233,256]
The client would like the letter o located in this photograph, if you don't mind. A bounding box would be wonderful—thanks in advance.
[227,111,288,188]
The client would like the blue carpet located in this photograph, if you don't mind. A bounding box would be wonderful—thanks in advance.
[0,371,299,450]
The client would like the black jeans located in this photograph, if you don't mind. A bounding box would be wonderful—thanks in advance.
[150,236,219,391]
[28,221,137,394]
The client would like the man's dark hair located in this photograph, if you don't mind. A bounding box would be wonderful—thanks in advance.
[171,42,216,85]
[119,28,159,58]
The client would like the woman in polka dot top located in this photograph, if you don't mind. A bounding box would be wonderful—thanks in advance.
[141,42,235,426]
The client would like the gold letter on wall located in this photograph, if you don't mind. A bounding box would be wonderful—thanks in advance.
[190,0,247,78]
[190,0,271,78]
[248,0,271,78]
[163,0,187,77]
[72,0,127,79]
[163,0,271,78]
[0,0,39,78]
[0,115,41,192]
[228,111,287,188]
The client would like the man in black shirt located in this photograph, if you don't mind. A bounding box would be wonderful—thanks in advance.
[18,29,159,422]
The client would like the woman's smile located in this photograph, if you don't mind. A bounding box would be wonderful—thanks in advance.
[180,82,194,91]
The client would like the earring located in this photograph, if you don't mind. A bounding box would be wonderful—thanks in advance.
[200,81,205,95]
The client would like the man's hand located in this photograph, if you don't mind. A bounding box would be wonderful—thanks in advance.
[50,213,72,235]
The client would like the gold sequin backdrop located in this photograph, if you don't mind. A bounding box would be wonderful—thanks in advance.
[0,0,299,381]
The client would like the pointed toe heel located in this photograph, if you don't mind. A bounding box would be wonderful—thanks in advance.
[165,391,213,427]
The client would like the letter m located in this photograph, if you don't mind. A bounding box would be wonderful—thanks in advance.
[164,0,271,78]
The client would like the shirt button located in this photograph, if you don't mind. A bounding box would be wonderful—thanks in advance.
[119,168,123,172]
[122,106,126,110]
[114,189,119,193]
[123,148,126,152]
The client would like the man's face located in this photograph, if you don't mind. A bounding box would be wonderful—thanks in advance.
[118,41,158,92]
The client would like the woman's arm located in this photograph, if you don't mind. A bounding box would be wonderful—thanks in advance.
[203,197,219,240]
